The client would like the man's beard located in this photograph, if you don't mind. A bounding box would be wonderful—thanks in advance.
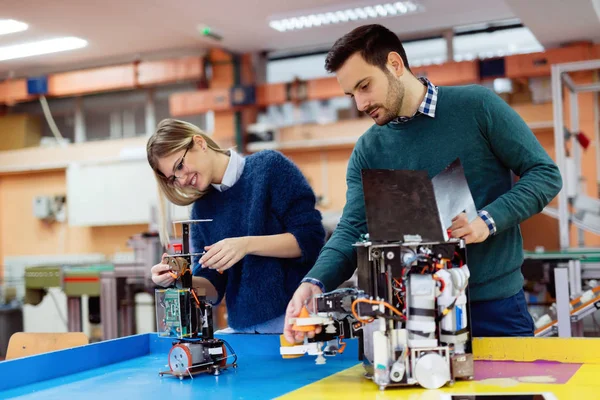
[367,74,404,126]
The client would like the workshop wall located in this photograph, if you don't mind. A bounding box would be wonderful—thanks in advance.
[0,169,146,277]
[0,136,154,279]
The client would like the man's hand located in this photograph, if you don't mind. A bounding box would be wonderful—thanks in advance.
[283,282,323,344]
[200,237,249,273]
[449,213,490,244]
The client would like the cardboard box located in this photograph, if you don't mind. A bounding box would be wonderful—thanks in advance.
[0,114,41,151]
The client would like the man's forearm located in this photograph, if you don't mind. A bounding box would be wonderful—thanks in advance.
[246,233,301,258]
[303,218,362,291]
[482,163,562,233]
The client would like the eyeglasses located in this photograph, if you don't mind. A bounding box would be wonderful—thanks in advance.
[166,147,190,187]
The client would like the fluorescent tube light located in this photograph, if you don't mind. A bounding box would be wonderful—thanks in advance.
[0,37,88,62]
[0,19,28,36]
[269,1,424,32]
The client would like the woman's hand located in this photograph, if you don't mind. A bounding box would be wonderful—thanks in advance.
[151,253,176,287]
[200,237,250,273]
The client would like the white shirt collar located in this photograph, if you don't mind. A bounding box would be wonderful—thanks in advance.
[211,150,245,192]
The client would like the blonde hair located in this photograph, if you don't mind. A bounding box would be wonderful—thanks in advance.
[147,118,228,245]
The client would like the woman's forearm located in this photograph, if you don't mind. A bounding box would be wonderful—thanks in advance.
[192,276,219,303]
[246,233,301,258]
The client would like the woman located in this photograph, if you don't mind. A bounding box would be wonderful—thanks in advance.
[147,118,325,334]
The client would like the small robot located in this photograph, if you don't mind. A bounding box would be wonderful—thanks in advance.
[156,219,237,380]
[281,160,476,391]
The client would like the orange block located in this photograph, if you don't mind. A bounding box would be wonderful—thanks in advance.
[291,306,316,332]
[279,335,303,359]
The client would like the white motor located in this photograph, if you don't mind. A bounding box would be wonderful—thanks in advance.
[435,265,470,352]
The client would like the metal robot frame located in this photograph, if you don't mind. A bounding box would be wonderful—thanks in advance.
[155,219,237,380]
[281,161,476,390]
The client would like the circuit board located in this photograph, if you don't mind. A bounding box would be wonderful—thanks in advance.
[156,289,193,339]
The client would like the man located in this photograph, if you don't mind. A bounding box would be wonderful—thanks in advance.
[283,24,562,344]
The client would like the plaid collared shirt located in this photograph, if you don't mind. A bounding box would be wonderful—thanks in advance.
[390,77,438,124]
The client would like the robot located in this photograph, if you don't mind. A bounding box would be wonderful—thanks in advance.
[281,160,476,391]
[155,219,237,380]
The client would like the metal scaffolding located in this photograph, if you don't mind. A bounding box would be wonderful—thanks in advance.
[544,59,600,337]
[551,59,600,249]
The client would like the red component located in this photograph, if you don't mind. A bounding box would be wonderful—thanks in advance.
[576,132,590,150]
[173,243,183,254]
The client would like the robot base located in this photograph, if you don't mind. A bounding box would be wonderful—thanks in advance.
[159,362,238,381]
[159,339,237,380]
[362,352,475,391]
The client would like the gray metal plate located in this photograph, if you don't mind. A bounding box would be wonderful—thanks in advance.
[431,158,477,233]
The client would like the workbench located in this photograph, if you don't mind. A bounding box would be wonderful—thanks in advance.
[0,334,598,399]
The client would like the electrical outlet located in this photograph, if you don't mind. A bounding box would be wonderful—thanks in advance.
[54,195,67,223]
[32,194,67,222]
[33,196,54,220]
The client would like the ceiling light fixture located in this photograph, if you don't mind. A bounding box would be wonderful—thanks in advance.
[268,1,423,32]
[0,19,28,36]
[0,37,88,62]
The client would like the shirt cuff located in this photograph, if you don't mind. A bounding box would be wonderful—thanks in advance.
[301,277,325,293]
[478,210,497,236]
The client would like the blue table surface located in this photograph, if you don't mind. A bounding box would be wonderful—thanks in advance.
[0,333,360,400]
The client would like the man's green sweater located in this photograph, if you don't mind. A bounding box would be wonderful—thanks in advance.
[305,84,562,302]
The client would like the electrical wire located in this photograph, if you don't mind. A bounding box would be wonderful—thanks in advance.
[351,298,406,324]
[39,95,66,144]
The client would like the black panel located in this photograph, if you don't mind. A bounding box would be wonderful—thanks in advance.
[361,169,444,242]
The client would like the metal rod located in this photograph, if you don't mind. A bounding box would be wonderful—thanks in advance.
[182,223,189,255]
[568,260,577,298]
[562,73,577,92]
[550,59,600,73]
[570,89,584,247]
[553,64,570,249]
[574,259,582,295]
[574,82,600,93]
[67,297,82,332]
[164,252,206,258]
[554,267,572,338]
[172,219,213,224]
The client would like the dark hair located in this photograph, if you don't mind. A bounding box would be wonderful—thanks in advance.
[324,24,411,74]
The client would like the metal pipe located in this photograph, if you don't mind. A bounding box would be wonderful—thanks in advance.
[554,267,572,338]
[67,297,82,332]
[570,90,584,247]
[573,82,600,93]
[552,65,569,249]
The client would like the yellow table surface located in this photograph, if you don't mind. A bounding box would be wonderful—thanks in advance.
[279,337,600,400]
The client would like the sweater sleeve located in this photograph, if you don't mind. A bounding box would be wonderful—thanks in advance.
[190,203,227,305]
[267,151,326,266]
[304,146,369,292]
[479,87,563,234]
